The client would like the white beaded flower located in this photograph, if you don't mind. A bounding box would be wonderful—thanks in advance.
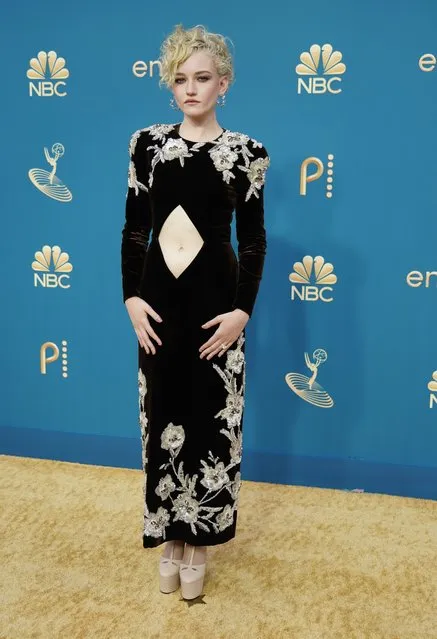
[216,504,234,531]
[226,343,245,374]
[172,493,201,525]
[143,506,170,538]
[200,460,230,491]
[160,422,185,453]
[155,473,176,500]
[237,155,271,201]
[138,368,147,399]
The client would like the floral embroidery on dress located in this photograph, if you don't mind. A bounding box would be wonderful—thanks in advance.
[208,130,270,201]
[209,145,240,185]
[237,155,270,201]
[138,332,245,539]
[128,128,146,157]
[129,123,270,202]
[147,123,177,142]
[126,124,174,196]
[138,368,172,539]
[126,128,152,198]
[146,136,206,188]
[138,368,148,471]
[127,159,148,196]
[143,506,171,539]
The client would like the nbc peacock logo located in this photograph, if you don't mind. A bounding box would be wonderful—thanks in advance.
[27,50,69,97]
[285,349,334,408]
[28,143,72,202]
[427,371,437,408]
[296,44,346,94]
[289,255,337,302]
[32,245,73,288]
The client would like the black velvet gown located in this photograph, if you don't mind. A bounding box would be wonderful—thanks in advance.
[121,121,270,548]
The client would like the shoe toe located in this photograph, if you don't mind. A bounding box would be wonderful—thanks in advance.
[160,558,182,576]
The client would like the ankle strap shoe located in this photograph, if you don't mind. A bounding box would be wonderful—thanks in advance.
[159,542,183,593]
[179,545,206,600]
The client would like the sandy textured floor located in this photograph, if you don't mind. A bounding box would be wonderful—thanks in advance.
[1,454,436,638]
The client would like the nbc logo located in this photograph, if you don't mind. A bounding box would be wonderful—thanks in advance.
[28,143,73,202]
[27,51,69,97]
[289,255,337,302]
[296,44,346,94]
[285,349,334,408]
[300,154,335,197]
[428,371,437,408]
[40,340,69,377]
[32,245,73,288]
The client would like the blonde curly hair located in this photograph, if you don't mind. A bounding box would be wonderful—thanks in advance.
[158,23,235,90]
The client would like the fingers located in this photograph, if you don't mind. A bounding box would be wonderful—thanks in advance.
[144,322,162,346]
[199,335,218,355]
[131,302,163,355]
[217,342,230,358]
[210,342,228,360]
[201,315,222,329]
[135,328,150,354]
[200,336,234,360]
[136,319,161,355]
[141,329,156,355]
[136,326,154,354]
[144,303,163,324]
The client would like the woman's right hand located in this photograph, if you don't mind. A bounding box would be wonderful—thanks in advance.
[125,296,163,354]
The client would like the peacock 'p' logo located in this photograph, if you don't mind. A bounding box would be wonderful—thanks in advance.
[296,44,346,94]
[27,51,69,97]
[289,255,337,302]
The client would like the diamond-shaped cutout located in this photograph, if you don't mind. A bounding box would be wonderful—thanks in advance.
[158,205,204,278]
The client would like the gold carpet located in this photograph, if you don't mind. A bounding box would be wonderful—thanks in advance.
[1,454,436,639]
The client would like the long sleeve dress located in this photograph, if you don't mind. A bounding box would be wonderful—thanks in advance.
[121,121,270,548]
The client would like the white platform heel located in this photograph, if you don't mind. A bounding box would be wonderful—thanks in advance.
[179,544,206,600]
[159,541,183,593]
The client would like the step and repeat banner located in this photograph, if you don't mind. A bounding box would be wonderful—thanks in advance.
[1,0,437,498]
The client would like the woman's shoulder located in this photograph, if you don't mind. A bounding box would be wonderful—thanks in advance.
[130,123,177,141]
[128,124,175,159]
[224,130,270,199]
[228,128,269,159]
[128,123,176,151]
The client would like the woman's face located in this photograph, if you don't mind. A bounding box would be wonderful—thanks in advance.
[172,50,228,118]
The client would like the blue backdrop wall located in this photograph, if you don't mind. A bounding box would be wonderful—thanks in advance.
[1,0,437,499]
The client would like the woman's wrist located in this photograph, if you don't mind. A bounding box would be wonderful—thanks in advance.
[232,308,250,321]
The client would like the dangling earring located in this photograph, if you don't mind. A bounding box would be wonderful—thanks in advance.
[216,93,226,107]
[170,96,180,110]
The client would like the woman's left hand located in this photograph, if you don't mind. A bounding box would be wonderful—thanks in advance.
[199,309,249,359]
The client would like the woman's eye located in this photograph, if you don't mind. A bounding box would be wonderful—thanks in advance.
[175,76,210,84]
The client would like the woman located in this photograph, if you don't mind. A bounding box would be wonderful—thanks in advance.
[121,23,270,600]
